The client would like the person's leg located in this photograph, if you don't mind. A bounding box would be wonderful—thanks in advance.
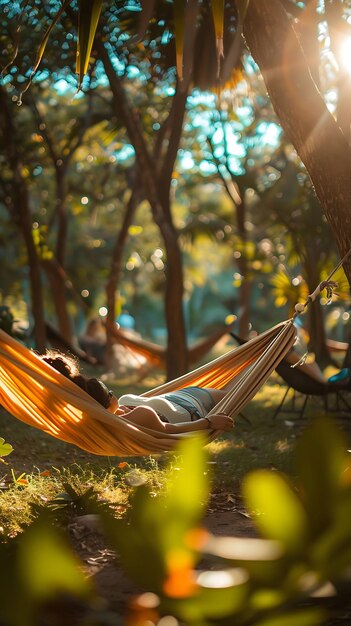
[202,388,226,405]
[122,406,167,431]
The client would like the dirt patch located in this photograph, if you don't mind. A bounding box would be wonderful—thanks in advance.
[2,406,351,623]
[67,501,257,619]
[0,406,257,620]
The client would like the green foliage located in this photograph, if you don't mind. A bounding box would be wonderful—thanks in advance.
[47,482,97,512]
[1,418,351,624]
[0,306,15,336]
[6,1,244,91]
[0,306,26,341]
[98,435,208,594]
[0,513,92,626]
[0,437,13,458]
[18,513,91,602]
[76,0,103,88]
[97,417,351,624]
[270,269,309,313]
[243,470,309,554]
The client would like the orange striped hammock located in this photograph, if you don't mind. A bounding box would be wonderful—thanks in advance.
[0,321,296,456]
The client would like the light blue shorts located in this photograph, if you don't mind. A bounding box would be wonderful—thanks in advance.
[163,386,216,421]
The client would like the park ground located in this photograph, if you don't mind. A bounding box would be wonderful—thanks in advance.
[1,371,351,623]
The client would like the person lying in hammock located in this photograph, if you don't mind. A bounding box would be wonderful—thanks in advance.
[42,352,234,434]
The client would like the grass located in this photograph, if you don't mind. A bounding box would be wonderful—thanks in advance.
[0,460,166,536]
[1,369,350,537]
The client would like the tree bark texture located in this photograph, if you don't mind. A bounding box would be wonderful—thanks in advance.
[244,0,351,285]
[324,0,351,143]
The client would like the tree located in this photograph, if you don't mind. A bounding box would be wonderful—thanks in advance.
[94,16,190,378]
[5,0,351,364]
[260,153,339,364]
[0,85,47,350]
[243,1,351,283]
[28,85,95,343]
[61,1,351,285]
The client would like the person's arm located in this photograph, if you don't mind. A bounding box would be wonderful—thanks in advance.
[164,413,234,433]
[116,405,234,433]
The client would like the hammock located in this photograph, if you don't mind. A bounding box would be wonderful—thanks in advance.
[107,322,234,368]
[0,320,296,456]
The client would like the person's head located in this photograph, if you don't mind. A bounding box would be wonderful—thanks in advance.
[85,317,104,337]
[42,350,117,411]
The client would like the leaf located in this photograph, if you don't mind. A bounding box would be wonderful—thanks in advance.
[76,0,103,90]
[165,435,208,521]
[211,0,225,42]
[19,0,71,101]
[311,486,351,577]
[294,417,349,535]
[99,436,209,593]
[11,470,28,486]
[243,470,309,554]
[165,571,250,620]
[18,514,91,601]
[0,437,13,457]
[0,0,30,76]
[253,607,326,626]
[173,0,185,81]
[321,266,350,302]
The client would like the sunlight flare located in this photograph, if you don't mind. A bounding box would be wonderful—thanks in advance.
[340,37,351,74]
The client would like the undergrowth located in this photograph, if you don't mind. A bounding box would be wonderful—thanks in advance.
[1,371,350,538]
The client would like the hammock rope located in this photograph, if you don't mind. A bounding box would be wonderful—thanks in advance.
[0,253,349,457]
[0,319,296,456]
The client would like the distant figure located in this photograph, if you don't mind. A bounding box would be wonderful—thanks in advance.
[78,317,106,364]
[117,311,135,330]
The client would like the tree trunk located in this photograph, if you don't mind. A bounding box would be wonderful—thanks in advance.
[244,0,351,285]
[236,195,251,338]
[19,201,47,351]
[301,241,335,365]
[49,165,73,343]
[294,0,321,90]
[97,42,188,379]
[105,184,140,366]
[0,86,47,350]
[41,259,74,343]
[154,189,188,376]
[29,94,88,344]
[307,302,331,367]
[324,0,351,144]
[303,257,331,366]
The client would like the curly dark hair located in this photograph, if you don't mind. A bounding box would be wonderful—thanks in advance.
[42,351,113,409]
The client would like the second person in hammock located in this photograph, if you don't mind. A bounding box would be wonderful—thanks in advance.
[42,351,234,434]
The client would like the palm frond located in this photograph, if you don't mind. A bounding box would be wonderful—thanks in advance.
[76,0,103,91]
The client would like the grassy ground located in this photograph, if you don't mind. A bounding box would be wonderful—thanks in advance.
[1,366,351,537]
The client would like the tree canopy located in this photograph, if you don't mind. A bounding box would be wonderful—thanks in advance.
[1,0,351,376]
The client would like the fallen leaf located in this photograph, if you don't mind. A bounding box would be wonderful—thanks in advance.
[118,462,129,469]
